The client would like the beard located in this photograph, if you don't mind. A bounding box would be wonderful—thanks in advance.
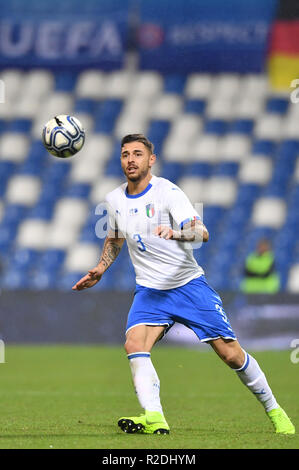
[123,166,149,182]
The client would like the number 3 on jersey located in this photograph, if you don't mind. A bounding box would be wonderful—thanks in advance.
[133,233,146,252]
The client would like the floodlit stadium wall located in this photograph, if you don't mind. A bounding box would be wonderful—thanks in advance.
[0,291,298,350]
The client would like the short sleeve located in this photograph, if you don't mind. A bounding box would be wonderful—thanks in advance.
[104,196,119,234]
[167,186,201,229]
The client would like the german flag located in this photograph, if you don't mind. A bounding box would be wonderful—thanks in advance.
[268,0,299,90]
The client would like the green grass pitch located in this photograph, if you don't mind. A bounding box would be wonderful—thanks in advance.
[0,345,298,449]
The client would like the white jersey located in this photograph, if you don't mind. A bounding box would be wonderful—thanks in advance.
[105,175,204,290]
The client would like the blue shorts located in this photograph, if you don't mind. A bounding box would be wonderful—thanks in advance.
[126,276,237,343]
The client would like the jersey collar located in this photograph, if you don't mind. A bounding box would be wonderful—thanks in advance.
[125,179,153,199]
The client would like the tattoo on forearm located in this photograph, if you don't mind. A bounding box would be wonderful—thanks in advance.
[99,239,122,270]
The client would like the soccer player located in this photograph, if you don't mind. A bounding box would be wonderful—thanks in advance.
[72,134,295,436]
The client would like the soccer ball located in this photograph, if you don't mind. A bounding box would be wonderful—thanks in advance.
[42,115,85,158]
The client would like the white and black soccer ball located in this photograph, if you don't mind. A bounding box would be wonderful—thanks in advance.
[42,115,85,158]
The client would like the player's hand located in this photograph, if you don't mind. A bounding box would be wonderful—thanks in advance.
[72,266,104,291]
[154,225,174,240]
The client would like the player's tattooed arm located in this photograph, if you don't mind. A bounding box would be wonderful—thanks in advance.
[155,220,209,243]
[98,235,125,271]
[72,233,124,291]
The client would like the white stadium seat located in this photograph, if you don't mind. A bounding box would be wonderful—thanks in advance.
[163,137,192,162]
[0,69,24,104]
[176,177,206,205]
[234,97,264,119]
[151,94,183,120]
[47,222,80,249]
[65,243,99,272]
[252,198,286,228]
[0,133,30,162]
[76,70,106,99]
[185,74,213,99]
[193,135,220,163]
[254,114,283,141]
[206,97,235,119]
[287,264,299,293]
[70,157,104,184]
[22,69,54,99]
[90,177,124,204]
[81,134,113,162]
[213,74,241,99]
[17,220,49,250]
[239,157,273,185]
[204,177,237,207]
[240,74,269,98]
[6,175,41,206]
[70,134,111,183]
[105,70,132,98]
[169,115,202,141]
[220,134,251,162]
[13,96,41,119]
[132,72,163,98]
[52,198,88,228]
[121,96,152,120]
[114,114,148,141]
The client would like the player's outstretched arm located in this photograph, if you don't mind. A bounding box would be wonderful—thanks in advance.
[155,219,209,243]
[72,235,125,291]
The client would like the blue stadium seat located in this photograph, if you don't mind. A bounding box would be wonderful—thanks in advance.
[160,162,186,182]
[19,157,47,176]
[74,98,97,114]
[29,202,55,220]
[266,97,289,114]
[204,119,228,135]
[235,184,261,205]
[230,119,254,134]
[63,183,91,198]
[55,71,77,91]
[147,120,171,156]
[29,271,58,289]
[184,162,212,177]
[277,139,299,159]
[10,248,39,270]
[0,162,17,196]
[39,249,66,271]
[94,99,123,134]
[184,99,206,115]
[0,119,7,133]
[2,268,29,289]
[104,158,124,177]
[164,74,186,94]
[9,119,32,133]
[213,162,239,176]
[44,161,70,183]
[251,139,276,156]
[1,204,28,225]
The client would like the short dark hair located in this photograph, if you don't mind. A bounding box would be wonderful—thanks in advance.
[121,134,154,154]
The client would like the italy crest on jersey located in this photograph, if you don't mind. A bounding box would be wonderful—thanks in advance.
[146,203,155,218]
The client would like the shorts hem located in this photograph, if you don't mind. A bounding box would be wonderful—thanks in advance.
[200,335,237,343]
[126,322,171,335]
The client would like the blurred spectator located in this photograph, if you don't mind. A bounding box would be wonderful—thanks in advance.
[241,239,280,294]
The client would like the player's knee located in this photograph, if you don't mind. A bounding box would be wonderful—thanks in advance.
[124,337,145,355]
[219,349,243,368]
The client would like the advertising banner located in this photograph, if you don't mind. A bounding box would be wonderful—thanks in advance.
[0,0,129,69]
[137,0,278,73]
